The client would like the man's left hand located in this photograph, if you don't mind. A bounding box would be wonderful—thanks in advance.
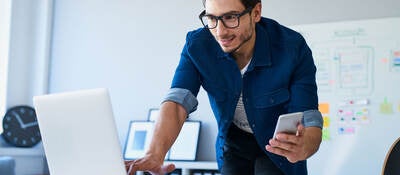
[265,124,322,163]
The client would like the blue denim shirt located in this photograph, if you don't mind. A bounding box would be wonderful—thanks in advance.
[164,17,323,175]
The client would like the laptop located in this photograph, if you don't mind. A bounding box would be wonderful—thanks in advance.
[33,88,127,175]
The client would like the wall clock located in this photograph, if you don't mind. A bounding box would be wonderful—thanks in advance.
[2,105,41,147]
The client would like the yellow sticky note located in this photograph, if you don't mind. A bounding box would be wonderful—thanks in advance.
[380,97,393,114]
[323,116,330,128]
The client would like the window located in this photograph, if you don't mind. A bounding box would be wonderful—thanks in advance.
[0,0,12,133]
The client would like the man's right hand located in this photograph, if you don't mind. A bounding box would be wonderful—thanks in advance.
[125,101,186,175]
[125,154,176,175]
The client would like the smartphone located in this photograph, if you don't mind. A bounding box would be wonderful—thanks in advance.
[273,112,303,138]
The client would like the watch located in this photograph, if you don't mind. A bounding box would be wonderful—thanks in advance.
[2,105,42,147]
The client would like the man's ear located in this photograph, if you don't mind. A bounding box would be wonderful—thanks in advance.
[252,2,262,22]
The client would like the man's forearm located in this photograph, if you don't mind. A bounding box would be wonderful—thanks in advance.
[146,101,188,160]
[303,126,322,159]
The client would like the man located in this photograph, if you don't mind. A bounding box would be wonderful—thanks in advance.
[126,0,323,174]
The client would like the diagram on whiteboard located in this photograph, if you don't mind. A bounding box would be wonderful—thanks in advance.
[290,17,400,175]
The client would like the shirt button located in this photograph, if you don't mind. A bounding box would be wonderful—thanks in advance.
[270,98,275,103]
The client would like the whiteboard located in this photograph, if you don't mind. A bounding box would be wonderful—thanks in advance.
[290,17,400,175]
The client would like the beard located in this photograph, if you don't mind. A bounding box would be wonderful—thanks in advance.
[216,20,254,54]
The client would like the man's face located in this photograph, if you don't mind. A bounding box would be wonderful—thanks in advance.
[204,0,260,54]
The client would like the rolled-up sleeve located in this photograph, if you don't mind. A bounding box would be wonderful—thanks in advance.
[302,109,323,128]
[162,88,199,115]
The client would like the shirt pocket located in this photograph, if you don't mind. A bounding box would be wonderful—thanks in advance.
[254,88,290,108]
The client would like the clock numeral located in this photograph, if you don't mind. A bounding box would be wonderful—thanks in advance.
[6,132,12,136]
[20,108,26,114]
[22,140,27,145]
[31,138,36,142]
[13,137,18,143]
[3,124,8,129]
[6,116,11,121]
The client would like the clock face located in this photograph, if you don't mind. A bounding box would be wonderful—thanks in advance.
[2,105,41,147]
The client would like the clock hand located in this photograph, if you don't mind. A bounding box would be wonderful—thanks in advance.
[12,111,25,128]
[24,122,38,128]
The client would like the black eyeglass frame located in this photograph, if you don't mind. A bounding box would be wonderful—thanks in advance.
[199,7,253,29]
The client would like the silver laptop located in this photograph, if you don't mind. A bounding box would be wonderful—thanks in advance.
[33,88,127,175]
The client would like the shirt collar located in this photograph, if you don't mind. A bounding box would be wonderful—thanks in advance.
[252,22,272,67]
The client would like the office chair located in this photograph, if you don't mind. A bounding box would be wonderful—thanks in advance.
[382,137,400,175]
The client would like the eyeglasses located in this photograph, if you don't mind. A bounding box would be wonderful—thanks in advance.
[199,7,253,29]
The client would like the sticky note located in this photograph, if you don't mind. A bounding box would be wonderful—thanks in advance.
[380,97,393,114]
[319,103,330,114]
[322,129,330,141]
[323,116,330,128]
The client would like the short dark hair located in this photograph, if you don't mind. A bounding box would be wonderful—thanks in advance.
[202,0,261,9]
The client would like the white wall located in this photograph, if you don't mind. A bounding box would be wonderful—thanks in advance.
[47,0,218,160]
[47,0,400,161]
[0,0,11,120]
[6,0,52,107]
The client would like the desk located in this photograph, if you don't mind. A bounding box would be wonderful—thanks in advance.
[136,161,218,175]
[0,139,48,175]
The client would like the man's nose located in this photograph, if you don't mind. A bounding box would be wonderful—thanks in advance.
[214,20,228,35]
